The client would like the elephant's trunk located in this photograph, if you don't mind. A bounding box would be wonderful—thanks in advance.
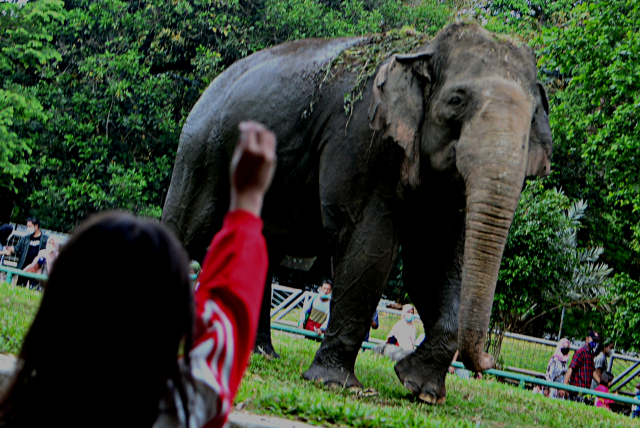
[455,79,532,372]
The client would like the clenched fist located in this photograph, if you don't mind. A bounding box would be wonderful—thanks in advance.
[229,121,277,216]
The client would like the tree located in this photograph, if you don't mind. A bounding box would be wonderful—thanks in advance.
[11,0,453,230]
[486,180,611,359]
[0,0,65,219]
[533,0,640,278]
[603,273,640,351]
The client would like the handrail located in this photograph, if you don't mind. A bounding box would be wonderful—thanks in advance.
[0,265,47,284]
[270,323,640,407]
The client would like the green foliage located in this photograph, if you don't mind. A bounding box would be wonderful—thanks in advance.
[533,0,640,277]
[0,0,65,193]
[494,180,611,333]
[322,27,430,119]
[603,273,640,351]
[0,282,42,354]
[7,0,453,229]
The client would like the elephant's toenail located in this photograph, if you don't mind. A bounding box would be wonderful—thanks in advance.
[419,393,437,404]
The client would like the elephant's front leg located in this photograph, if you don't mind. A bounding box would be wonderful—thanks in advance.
[303,204,399,389]
[393,224,464,404]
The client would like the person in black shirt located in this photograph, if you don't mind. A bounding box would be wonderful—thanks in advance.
[8,218,48,287]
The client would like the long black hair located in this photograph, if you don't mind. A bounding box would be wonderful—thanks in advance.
[0,211,194,426]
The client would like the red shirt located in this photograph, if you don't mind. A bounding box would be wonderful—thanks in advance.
[190,210,268,428]
[568,345,595,389]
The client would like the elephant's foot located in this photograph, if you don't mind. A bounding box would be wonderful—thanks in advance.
[394,353,447,405]
[253,336,281,359]
[303,362,363,390]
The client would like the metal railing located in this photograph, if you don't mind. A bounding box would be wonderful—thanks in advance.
[493,331,640,396]
[0,265,47,284]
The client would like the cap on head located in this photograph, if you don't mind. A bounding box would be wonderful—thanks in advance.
[587,331,601,342]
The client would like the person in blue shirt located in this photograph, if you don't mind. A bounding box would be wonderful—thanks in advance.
[364,310,379,342]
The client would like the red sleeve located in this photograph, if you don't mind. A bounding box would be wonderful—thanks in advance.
[189,210,268,428]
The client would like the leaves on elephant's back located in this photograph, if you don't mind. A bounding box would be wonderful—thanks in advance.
[305,28,431,124]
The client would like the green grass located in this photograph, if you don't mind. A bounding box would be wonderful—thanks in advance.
[237,332,639,428]
[2,286,638,424]
[0,282,42,354]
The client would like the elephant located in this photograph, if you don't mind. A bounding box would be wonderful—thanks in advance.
[161,22,553,404]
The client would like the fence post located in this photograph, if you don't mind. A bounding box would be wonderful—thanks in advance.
[607,354,614,373]
[519,379,526,389]
[6,272,12,284]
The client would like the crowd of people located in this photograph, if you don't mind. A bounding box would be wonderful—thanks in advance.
[0,218,60,289]
[535,330,626,411]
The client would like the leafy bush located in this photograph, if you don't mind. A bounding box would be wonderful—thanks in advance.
[493,179,611,334]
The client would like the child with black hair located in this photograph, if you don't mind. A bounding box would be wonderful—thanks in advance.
[0,121,277,428]
[594,371,615,411]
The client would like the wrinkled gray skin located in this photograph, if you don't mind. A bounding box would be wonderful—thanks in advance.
[162,23,553,404]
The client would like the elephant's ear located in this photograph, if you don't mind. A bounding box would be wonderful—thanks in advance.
[368,52,432,189]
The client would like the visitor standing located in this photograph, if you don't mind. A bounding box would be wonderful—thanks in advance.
[545,338,571,398]
[564,331,601,400]
[8,218,48,287]
[591,342,614,390]
[364,310,379,342]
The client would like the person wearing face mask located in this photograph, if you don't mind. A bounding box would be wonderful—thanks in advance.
[386,304,417,351]
[23,236,59,277]
[545,338,571,399]
[188,260,201,290]
[7,218,48,287]
[591,342,614,390]
[299,280,333,334]
[564,330,601,401]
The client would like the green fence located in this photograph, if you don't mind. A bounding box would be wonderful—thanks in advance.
[270,323,640,408]
[0,265,47,285]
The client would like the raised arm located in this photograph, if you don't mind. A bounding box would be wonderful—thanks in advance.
[188,122,276,428]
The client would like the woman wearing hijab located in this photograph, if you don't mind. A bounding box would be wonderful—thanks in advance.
[386,304,417,351]
[23,236,59,276]
[546,337,571,398]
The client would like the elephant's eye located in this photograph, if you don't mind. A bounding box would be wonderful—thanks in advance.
[449,96,463,106]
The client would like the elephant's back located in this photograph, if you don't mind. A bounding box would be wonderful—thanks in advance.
[180,37,364,152]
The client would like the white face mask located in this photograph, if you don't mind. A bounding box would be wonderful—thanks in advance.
[26,227,35,234]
